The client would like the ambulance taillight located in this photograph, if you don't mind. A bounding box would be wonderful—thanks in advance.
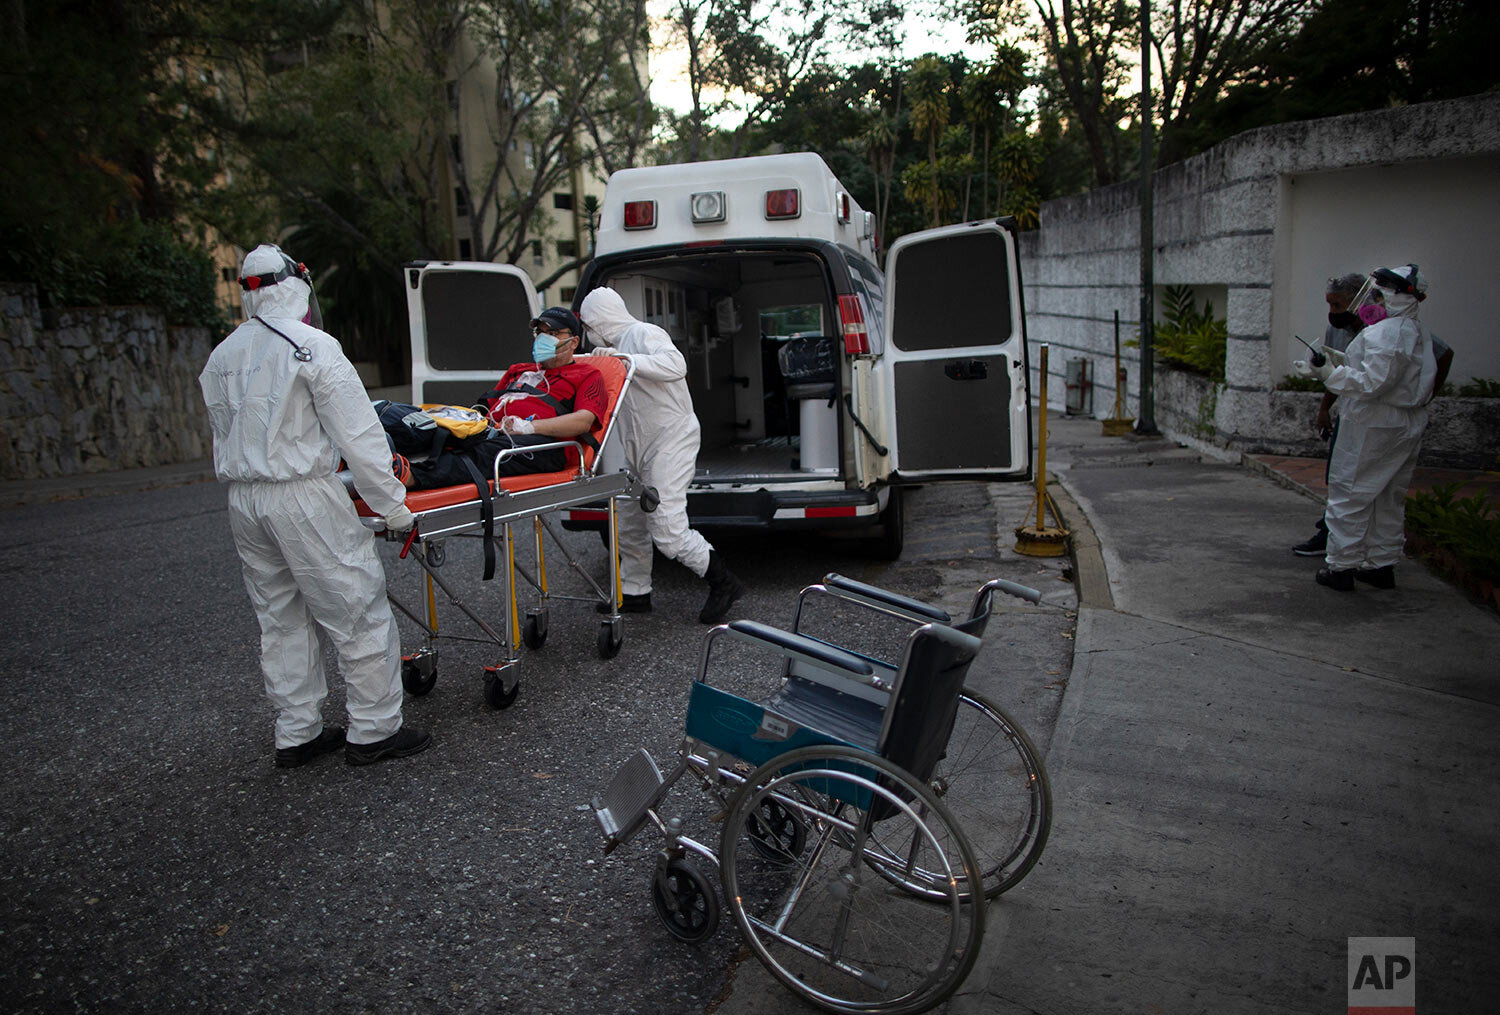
[765,188,800,220]
[623,200,656,230]
[838,294,869,355]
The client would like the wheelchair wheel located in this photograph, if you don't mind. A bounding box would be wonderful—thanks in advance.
[720,745,983,1015]
[651,856,719,943]
[867,691,1052,900]
[745,795,806,865]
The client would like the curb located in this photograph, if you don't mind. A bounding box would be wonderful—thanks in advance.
[1241,453,1323,503]
[0,460,217,509]
[1047,479,1112,611]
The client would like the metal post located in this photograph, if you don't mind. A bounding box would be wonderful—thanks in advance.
[1035,345,1049,528]
[1137,0,1159,435]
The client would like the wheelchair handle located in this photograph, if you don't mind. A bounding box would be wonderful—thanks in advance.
[819,573,952,623]
[700,620,876,681]
[979,578,1042,606]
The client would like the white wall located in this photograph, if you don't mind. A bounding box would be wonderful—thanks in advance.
[1276,155,1500,386]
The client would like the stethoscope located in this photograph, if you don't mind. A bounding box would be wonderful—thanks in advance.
[254,315,313,362]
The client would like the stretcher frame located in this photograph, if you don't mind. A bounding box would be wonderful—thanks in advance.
[351,354,649,710]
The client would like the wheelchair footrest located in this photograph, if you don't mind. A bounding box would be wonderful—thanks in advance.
[593,748,665,851]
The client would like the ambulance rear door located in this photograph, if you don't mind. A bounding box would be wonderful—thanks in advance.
[880,219,1032,481]
[405,260,541,404]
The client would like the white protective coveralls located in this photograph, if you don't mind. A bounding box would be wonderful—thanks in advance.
[579,286,714,593]
[1320,288,1436,571]
[199,245,410,749]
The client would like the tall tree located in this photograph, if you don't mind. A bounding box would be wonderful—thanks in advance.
[657,0,902,161]
[905,55,951,226]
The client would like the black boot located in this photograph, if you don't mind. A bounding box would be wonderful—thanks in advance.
[698,551,745,624]
[1315,567,1355,592]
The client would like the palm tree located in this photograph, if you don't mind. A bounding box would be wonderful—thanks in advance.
[905,57,949,228]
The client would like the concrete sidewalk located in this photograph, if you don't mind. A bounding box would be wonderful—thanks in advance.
[952,415,1500,1014]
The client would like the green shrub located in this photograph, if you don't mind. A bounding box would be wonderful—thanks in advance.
[0,219,226,331]
[1277,375,1326,392]
[1130,285,1228,383]
[1458,378,1500,398]
[1406,483,1500,584]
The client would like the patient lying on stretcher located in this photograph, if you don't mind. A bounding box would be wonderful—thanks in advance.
[385,310,606,490]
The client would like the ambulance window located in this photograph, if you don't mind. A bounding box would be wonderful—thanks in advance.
[891,231,1011,352]
[760,305,822,337]
[422,270,533,369]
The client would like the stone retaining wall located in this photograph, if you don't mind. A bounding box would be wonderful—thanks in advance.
[1,283,214,481]
[1019,92,1500,470]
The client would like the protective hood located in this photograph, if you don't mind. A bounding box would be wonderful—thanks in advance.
[240,243,316,323]
[1384,292,1421,319]
[579,287,634,348]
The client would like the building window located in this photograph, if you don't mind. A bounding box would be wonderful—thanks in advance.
[560,287,577,302]
[523,141,537,170]
[454,187,468,217]
[555,239,578,258]
[530,240,543,266]
[553,192,574,211]
[458,238,472,259]
[449,134,462,165]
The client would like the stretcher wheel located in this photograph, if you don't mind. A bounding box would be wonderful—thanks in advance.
[746,796,806,865]
[598,619,623,659]
[483,668,520,710]
[401,660,437,696]
[651,856,719,943]
[523,612,548,650]
[720,744,983,1014]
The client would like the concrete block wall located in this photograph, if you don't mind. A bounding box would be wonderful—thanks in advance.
[1018,92,1500,469]
[0,283,214,481]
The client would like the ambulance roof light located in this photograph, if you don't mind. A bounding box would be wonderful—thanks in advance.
[623,200,656,230]
[690,191,726,223]
[765,188,800,220]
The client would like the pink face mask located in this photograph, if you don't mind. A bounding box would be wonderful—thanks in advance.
[1357,304,1388,326]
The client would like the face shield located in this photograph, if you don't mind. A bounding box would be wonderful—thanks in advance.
[1348,264,1426,326]
[239,245,323,328]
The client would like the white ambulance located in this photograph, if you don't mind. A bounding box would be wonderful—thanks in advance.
[405,152,1032,557]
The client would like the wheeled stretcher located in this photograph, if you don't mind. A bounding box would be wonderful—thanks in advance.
[348,354,655,710]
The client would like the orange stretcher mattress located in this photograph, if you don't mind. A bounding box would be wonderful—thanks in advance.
[352,353,630,518]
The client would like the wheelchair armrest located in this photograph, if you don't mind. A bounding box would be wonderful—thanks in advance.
[818,573,952,624]
[700,619,879,688]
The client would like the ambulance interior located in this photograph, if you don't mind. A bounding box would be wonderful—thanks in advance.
[594,251,844,483]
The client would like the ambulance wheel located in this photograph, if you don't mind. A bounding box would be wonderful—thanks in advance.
[483,670,519,710]
[598,621,624,659]
[401,660,436,696]
[522,613,547,650]
[869,486,905,560]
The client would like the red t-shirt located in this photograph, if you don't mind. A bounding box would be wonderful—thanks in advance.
[483,361,606,436]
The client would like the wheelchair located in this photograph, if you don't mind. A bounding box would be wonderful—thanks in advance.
[592,574,1053,1014]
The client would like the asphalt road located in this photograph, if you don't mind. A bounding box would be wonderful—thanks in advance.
[0,476,1074,1013]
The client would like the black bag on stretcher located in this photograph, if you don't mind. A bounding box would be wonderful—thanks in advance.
[373,400,493,459]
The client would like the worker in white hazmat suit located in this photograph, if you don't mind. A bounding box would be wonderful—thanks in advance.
[199,244,431,766]
[579,286,744,623]
[1294,263,1436,592]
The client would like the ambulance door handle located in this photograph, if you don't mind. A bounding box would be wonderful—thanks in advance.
[944,360,988,381]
